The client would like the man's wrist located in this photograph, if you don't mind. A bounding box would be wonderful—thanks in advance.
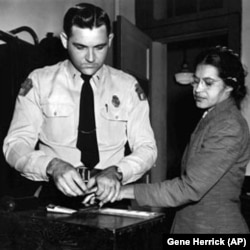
[46,158,59,178]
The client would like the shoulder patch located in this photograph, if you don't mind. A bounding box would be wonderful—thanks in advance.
[135,83,146,101]
[19,78,33,96]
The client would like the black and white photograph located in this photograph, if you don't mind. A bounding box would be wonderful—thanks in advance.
[0,1,250,249]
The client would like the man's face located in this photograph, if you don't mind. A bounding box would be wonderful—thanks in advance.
[192,64,232,109]
[61,25,113,75]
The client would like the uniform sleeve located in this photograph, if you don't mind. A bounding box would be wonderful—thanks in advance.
[116,82,157,184]
[134,117,248,207]
[3,73,54,181]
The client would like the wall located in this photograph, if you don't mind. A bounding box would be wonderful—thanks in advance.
[0,0,115,43]
[115,0,135,23]
[0,0,136,43]
[0,0,79,43]
[242,0,250,175]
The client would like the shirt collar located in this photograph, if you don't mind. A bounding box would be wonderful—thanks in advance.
[65,60,104,87]
[66,60,80,80]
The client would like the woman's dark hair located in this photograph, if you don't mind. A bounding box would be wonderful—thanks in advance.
[195,46,248,109]
[63,3,111,37]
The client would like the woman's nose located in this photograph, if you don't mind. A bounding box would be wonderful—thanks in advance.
[195,81,205,92]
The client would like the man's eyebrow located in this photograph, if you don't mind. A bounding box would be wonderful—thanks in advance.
[72,42,86,47]
[72,42,108,47]
[95,42,108,47]
[203,77,215,80]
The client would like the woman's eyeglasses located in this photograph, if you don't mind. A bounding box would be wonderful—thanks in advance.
[191,77,222,88]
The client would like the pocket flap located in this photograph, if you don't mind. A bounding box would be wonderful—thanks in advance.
[42,103,74,117]
[100,105,128,121]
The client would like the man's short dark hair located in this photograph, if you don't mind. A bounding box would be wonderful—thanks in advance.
[63,3,111,37]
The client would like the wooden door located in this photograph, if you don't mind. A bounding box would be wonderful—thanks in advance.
[114,15,152,98]
[114,16,152,183]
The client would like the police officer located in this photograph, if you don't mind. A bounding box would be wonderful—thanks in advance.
[3,3,157,205]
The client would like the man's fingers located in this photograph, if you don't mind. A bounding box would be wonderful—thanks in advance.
[86,177,97,189]
[73,173,88,193]
[57,178,77,197]
[97,181,120,204]
[111,182,121,203]
[82,193,96,204]
[87,166,122,204]
[96,185,112,201]
[102,189,115,204]
[56,171,87,196]
[104,181,121,203]
[86,186,98,194]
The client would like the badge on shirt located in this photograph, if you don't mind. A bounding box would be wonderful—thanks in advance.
[112,95,120,107]
[135,83,146,101]
[19,78,33,96]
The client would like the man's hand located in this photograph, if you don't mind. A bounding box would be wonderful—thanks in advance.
[46,158,88,197]
[84,166,122,205]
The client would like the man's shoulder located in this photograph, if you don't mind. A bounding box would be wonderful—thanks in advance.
[31,61,66,78]
[26,61,67,93]
[104,65,137,83]
[103,65,147,100]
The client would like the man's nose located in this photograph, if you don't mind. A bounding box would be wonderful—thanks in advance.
[86,49,95,62]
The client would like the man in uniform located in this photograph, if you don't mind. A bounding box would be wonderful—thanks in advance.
[3,3,157,206]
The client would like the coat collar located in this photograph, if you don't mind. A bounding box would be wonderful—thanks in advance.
[203,98,237,121]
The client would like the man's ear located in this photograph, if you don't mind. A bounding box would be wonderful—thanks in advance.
[108,33,114,48]
[60,32,68,49]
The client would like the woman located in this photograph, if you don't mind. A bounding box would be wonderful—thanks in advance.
[117,46,250,233]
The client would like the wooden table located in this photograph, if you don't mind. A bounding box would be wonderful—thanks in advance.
[0,206,166,250]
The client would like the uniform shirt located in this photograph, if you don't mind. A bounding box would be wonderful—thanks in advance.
[3,60,157,184]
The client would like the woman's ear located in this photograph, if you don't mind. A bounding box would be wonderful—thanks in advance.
[225,85,233,95]
[60,32,68,49]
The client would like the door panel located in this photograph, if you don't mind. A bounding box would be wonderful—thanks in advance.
[114,15,152,97]
[114,16,152,184]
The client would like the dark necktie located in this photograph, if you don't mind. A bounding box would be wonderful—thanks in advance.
[77,74,99,169]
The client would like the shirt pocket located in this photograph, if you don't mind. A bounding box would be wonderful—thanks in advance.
[100,105,128,121]
[41,103,75,144]
[99,105,128,146]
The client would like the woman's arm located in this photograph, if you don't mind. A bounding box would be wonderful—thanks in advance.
[118,184,135,200]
